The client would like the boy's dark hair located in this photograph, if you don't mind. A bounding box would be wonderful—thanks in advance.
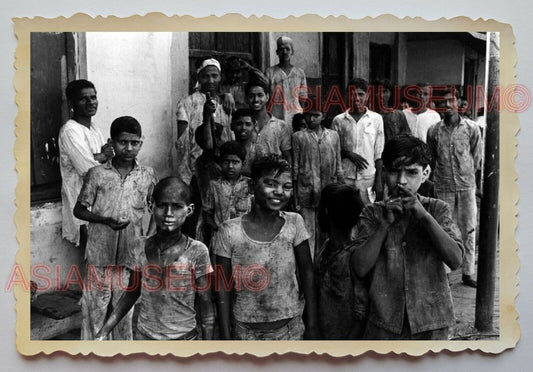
[244,76,269,96]
[443,85,460,98]
[347,77,368,92]
[382,134,432,169]
[292,113,306,132]
[250,154,291,182]
[152,176,192,205]
[220,141,247,162]
[318,183,364,234]
[232,108,254,123]
[110,116,142,139]
[65,79,95,100]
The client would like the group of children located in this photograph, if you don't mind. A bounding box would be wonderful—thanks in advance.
[57,35,482,342]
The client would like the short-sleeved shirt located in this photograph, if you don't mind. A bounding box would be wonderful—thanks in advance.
[352,195,464,334]
[255,115,292,157]
[292,128,343,207]
[212,212,310,323]
[58,119,106,245]
[315,239,368,339]
[426,118,482,192]
[175,91,232,184]
[203,176,253,227]
[403,108,441,143]
[77,160,157,269]
[265,65,307,123]
[136,234,213,340]
[332,109,385,181]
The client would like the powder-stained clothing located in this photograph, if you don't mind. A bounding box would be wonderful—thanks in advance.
[332,109,384,182]
[212,212,310,323]
[426,118,482,193]
[136,235,213,340]
[175,91,232,184]
[265,65,308,124]
[403,108,441,143]
[234,316,305,340]
[77,159,157,269]
[352,195,464,336]
[379,110,411,143]
[58,119,106,245]
[255,115,292,157]
[203,176,253,228]
[81,265,133,340]
[315,239,368,340]
[436,189,477,276]
[292,128,343,208]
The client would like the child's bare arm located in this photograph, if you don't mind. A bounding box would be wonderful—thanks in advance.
[73,201,129,230]
[196,274,215,340]
[215,255,233,340]
[95,271,141,340]
[294,240,320,339]
[350,205,397,278]
[399,184,462,269]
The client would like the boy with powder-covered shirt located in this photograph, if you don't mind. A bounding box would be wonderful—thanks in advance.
[292,97,344,259]
[95,177,214,340]
[202,141,252,245]
[351,135,463,340]
[74,116,157,340]
[213,155,319,340]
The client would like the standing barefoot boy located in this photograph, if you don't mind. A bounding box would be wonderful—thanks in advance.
[74,116,157,340]
[213,155,319,340]
[95,177,214,340]
[351,135,464,340]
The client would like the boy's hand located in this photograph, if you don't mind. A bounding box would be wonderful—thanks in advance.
[383,197,404,224]
[221,93,235,114]
[106,217,130,230]
[373,181,384,201]
[347,152,369,170]
[203,96,217,118]
[101,140,115,159]
[398,184,427,220]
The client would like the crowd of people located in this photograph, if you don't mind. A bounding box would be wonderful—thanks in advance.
[57,36,483,341]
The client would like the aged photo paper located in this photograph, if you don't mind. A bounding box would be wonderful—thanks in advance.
[13,13,519,357]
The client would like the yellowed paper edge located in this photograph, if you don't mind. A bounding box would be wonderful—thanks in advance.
[13,13,520,357]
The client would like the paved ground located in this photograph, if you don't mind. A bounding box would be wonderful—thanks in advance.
[448,263,500,340]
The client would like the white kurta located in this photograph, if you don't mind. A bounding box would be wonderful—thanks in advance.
[58,119,106,245]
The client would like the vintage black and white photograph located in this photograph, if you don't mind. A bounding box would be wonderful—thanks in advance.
[17,15,517,357]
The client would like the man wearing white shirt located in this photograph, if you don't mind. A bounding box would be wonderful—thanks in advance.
[58,79,113,248]
[403,82,441,143]
[332,78,384,205]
